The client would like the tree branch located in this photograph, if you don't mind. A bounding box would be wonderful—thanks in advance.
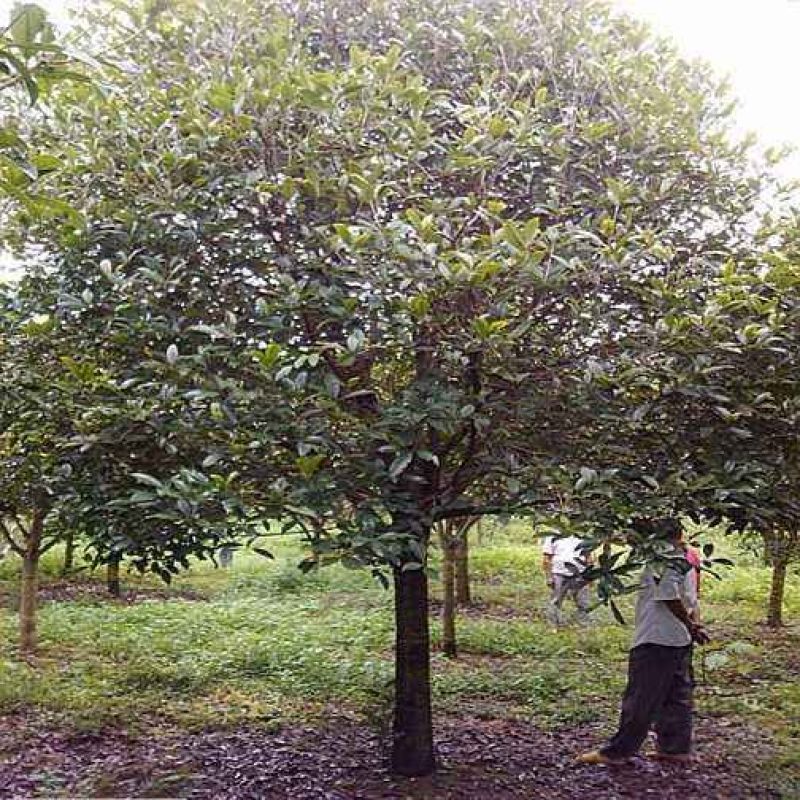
[10,513,30,538]
[432,499,539,522]
[0,518,25,556]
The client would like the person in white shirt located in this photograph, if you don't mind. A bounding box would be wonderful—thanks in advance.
[541,534,591,626]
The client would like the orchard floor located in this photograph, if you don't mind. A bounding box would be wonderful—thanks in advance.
[0,711,783,799]
[0,522,798,799]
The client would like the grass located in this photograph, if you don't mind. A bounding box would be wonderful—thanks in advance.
[0,522,798,794]
[0,542,396,729]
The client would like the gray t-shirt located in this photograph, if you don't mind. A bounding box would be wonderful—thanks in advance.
[632,555,697,649]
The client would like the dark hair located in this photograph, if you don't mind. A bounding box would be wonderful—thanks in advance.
[653,517,682,540]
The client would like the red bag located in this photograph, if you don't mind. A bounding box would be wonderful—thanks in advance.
[685,546,701,593]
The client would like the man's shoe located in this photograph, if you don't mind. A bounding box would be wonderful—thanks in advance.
[651,751,694,764]
[576,750,629,765]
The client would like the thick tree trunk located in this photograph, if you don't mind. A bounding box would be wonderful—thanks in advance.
[767,557,787,628]
[441,536,457,658]
[20,511,44,654]
[61,531,75,576]
[392,565,435,777]
[107,557,121,598]
[454,531,471,607]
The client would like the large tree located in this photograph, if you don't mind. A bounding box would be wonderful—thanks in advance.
[6,0,768,775]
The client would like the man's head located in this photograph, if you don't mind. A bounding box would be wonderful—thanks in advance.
[653,517,683,542]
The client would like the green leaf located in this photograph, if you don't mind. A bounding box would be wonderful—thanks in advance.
[0,129,23,148]
[20,193,80,220]
[201,453,222,468]
[296,454,326,477]
[9,5,49,46]
[407,294,430,318]
[207,81,235,112]
[131,473,163,489]
[388,453,413,480]
[575,467,597,492]
[346,329,365,353]
[30,152,61,172]
[0,48,38,102]
[255,343,282,369]
[324,371,341,398]
[416,449,439,466]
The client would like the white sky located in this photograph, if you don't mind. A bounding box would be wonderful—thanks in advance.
[1,0,799,277]
[613,0,800,177]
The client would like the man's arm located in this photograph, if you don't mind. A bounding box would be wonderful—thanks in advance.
[541,537,555,587]
[542,553,554,587]
[654,563,710,645]
[664,598,710,644]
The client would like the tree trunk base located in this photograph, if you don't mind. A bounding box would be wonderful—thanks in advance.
[441,537,457,659]
[766,558,787,629]
[455,532,471,607]
[20,552,39,653]
[107,558,121,598]
[392,565,435,777]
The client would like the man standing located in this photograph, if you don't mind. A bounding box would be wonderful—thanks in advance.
[542,533,591,626]
[577,518,710,765]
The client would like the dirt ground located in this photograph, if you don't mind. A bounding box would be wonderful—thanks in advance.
[0,713,780,799]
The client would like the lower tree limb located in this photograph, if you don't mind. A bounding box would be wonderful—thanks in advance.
[392,565,436,777]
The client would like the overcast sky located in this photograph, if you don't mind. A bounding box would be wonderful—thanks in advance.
[1,0,799,275]
[614,0,800,176]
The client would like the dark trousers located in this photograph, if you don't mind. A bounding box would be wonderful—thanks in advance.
[601,643,693,758]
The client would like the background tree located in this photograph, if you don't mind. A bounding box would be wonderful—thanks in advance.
[0,3,96,646]
[647,215,800,627]
[0,271,99,652]
[435,513,479,658]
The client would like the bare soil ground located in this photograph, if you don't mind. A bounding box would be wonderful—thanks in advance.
[0,712,779,799]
